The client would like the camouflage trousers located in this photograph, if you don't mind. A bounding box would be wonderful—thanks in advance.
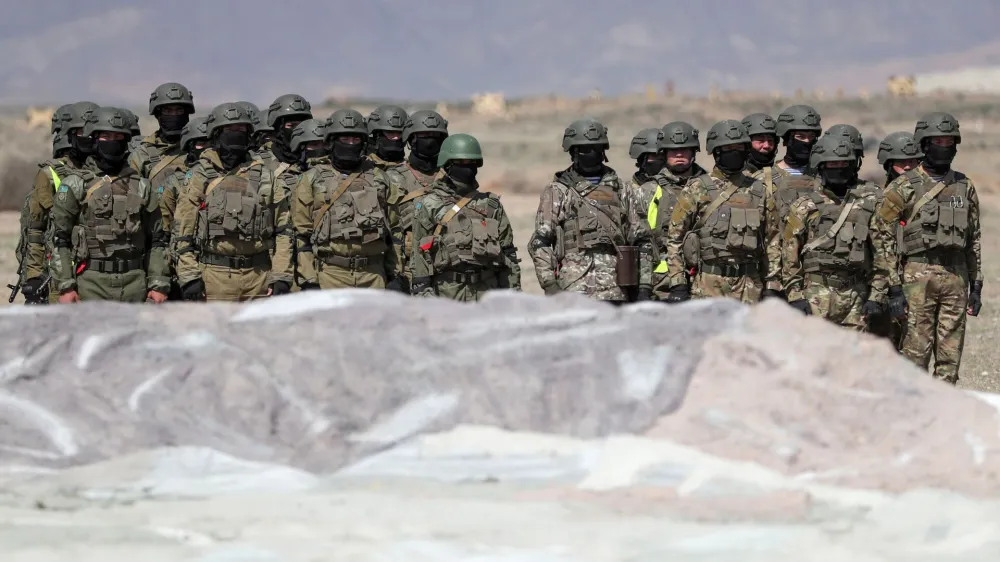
[900,261,969,384]
[691,272,762,304]
[803,273,866,330]
[202,263,270,302]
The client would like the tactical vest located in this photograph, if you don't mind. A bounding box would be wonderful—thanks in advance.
[430,193,505,270]
[773,173,821,219]
[696,177,765,263]
[800,190,876,272]
[147,152,186,194]
[395,166,436,258]
[311,169,389,251]
[80,172,146,260]
[647,175,711,274]
[196,163,273,245]
[563,180,625,253]
[899,170,970,256]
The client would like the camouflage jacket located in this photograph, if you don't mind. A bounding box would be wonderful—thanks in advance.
[21,157,88,279]
[127,131,182,182]
[870,165,982,289]
[528,166,652,301]
[385,159,441,287]
[781,181,882,302]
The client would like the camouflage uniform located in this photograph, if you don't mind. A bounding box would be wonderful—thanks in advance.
[160,117,208,236]
[664,120,781,303]
[781,135,883,328]
[366,104,409,171]
[410,134,521,301]
[870,113,981,383]
[172,103,291,302]
[128,83,195,205]
[528,119,652,303]
[292,109,397,290]
[50,108,169,302]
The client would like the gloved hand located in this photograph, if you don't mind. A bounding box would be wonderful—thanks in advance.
[542,283,560,296]
[181,278,205,301]
[665,285,691,303]
[385,277,407,293]
[635,287,653,301]
[968,280,983,316]
[299,282,321,291]
[760,289,786,302]
[269,281,291,295]
[21,277,48,304]
[861,300,884,318]
[788,299,812,315]
[888,285,908,319]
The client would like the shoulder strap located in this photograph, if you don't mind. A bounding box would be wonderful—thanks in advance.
[693,180,741,230]
[400,187,428,204]
[801,198,858,253]
[905,171,952,223]
[273,162,291,178]
[83,175,112,201]
[312,171,362,230]
[762,166,774,199]
[433,196,474,236]
[147,153,183,181]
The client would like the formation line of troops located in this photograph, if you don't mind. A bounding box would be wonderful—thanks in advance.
[11,83,982,384]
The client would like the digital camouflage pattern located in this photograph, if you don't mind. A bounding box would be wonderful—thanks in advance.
[665,168,782,303]
[410,178,521,301]
[172,148,291,300]
[528,167,652,302]
[386,162,440,290]
[870,165,982,382]
[291,159,397,290]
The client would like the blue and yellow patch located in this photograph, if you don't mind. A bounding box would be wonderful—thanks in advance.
[415,202,422,209]
[157,185,165,193]
[57,185,68,192]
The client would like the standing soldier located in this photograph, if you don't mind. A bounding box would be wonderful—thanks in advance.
[781,135,884,325]
[129,83,195,184]
[258,94,313,173]
[251,109,274,154]
[824,124,865,171]
[160,116,209,301]
[172,102,291,302]
[741,113,779,175]
[527,118,653,304]
[663,119,781,304]
[291,109,397,290]
[387,109,450,293]
[877,131,923,186]
[121,108,142,150]
[410,133,521,300]
[289,118,330,167]
[870,112,982,384]
[367,104,409,170]
[51,107,169,303]
[625,127,666,301]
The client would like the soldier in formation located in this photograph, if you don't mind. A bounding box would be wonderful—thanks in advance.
[129,82,195,192]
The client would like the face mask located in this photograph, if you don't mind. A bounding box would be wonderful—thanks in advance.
[411,136,444,160]
[715,149,746,173]
[820,167,854,189]
[640,156,665,177]
[216,129,250,168]
[303,148,327,161]
[95,138,128,162]
[572,148,604,173]
[158,114,189,137]
[376,136,405,160]
[785,137,814,165]
[924,143,957,169]
[71,135,94,158]
[446,163,479,186]
[331,138,365,163]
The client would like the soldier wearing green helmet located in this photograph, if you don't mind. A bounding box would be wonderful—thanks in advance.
[824,124,864,167]
[876,131,923,186]
[409,133,521,300]
[50,107,169,304]
[129,82,195,192]
[741,113,779,174]
[663,119,781,305]
[250,109,274,152]
[870,112,983,384]
[289,118,329,165]
[291,108,397,291]
[172,102,289,302]
[780,135,884,328]
[528,118,652,304]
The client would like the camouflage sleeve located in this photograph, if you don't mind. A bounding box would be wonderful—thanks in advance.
[290,170,319,286]
[173,167,206,286]
[869,177,911,296]
[267,167,294,286]
[763,186,784,292]
[781,197,814,302]
[496,201,522,290]
[50,176,82,293]
[664,183,703,288]
[376,176,399,281]
[24,168,53,279]
[141,179,170,293]
[622,180,653,290]
[966,180,982,284]
[159,171,181,234]
[127,146,148,178]
[409,197,436,297]
[526,184,564,292]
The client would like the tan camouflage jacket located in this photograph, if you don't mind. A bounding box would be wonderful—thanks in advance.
[383,158,440,287]
[22,157,87,279]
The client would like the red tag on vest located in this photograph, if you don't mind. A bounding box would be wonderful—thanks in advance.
[420,240,434,252]
[899,220,906,226]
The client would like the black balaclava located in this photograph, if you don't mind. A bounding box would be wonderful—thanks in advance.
[445,162,478,193]
[157,110,189,141]
[922,140,957,175]
[375,132,405,162]
[300,143,328,167]
[783,133,815,168]
[408,134,445,173]
[330,136,365,170]
[215,129,251,170]
[884,162,903,185]
[69,130,93,164]
[714,147,747,174]
[253,131,273,151]
[748,140,777,169]
[185,142,207,166]
[571,145,605,176]
[94,135,129,174]
[271,118,300,164]
[637,153,665,180]
[819,164,855,196]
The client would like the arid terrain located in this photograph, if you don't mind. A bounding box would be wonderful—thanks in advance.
[2,92,998,389]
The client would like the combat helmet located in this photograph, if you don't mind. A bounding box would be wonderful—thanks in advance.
[52,131,72,158]
[741,113,778,138]
[809,135,856,170]
[120,108,141,137]
[252,110,273,136]
[367,104,408,134]
[775,104,822,139]
[629,128,665,159]
[402,109,449,142]
[914,112,961,145]
[51,103,73,134]
[326,109,367,136]
[661,121,701,151]
[824,124,864,155]
[82,107,132,137]
[235,101,260,119]
[180,116,209,150]
[204,102,254,138]
[562,118,609,151]
[705,119,750,153]
[436,133,484,168]
[62,101,100,132]
[267,94,312,128]
[290,119,327,153]
[148,82,194,115]
[877,131,924,167]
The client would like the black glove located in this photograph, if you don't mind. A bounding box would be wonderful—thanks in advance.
[788,299,812,315]
[299,282,321,291]
[385,277,407,293]
[269,281,291,295]
[887,285,908,319]
[181,279,205,301]
[969,280,983,317]
[861,300,884,318]
[21,277,48,304]
[636,287,653,301]
[760,289,786,302]
[665,285,691,303]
